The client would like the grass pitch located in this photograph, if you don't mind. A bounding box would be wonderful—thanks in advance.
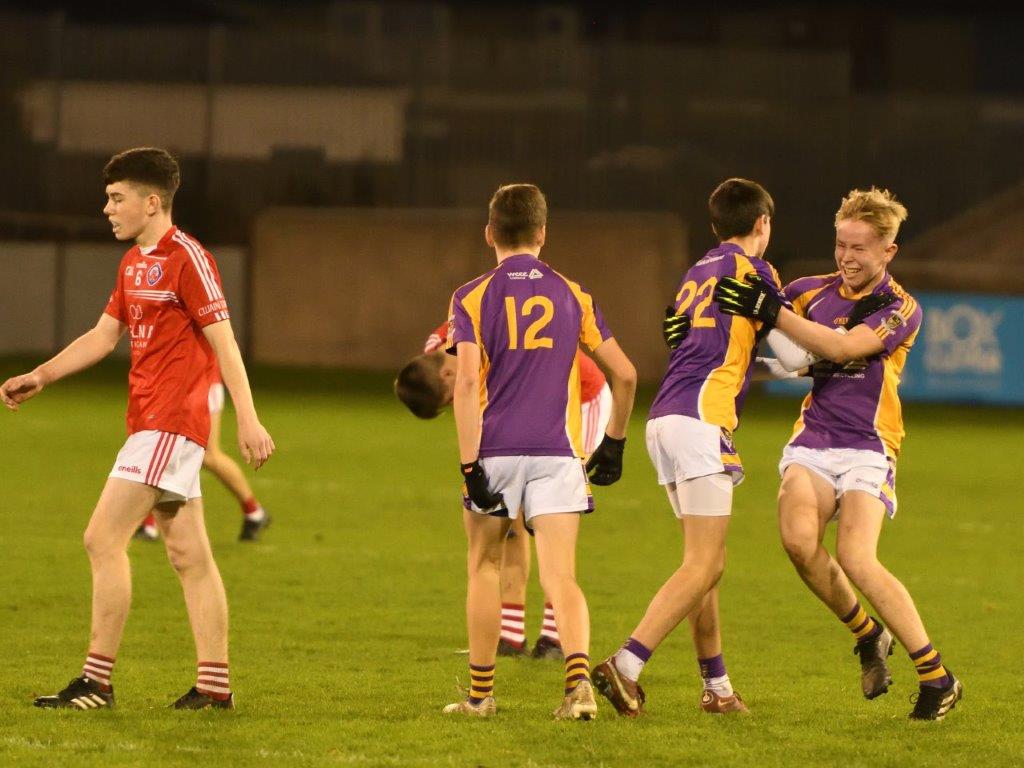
[1,358,1021,767]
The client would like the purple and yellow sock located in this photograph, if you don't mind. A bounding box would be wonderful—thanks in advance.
[469,663,494,704]
[565,653,591,695]
[910,644,950,689]
[841,601,880,641]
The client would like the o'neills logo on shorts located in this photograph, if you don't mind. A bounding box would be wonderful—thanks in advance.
[117,465,143,475]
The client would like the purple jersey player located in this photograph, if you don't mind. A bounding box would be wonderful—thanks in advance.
[714,187,962,721]
[442,183,637,721]
[594,178,784,718]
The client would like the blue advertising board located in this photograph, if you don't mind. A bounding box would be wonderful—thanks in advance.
[764,292,1024,405]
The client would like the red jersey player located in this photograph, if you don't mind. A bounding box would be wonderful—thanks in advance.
[1,147,274,710]
[397,322,612,661]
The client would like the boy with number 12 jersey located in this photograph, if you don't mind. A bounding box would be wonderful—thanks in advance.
[443,183,636,720]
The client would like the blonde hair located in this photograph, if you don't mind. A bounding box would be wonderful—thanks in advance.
[835,187,908,243]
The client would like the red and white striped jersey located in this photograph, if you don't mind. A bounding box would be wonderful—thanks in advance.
[104,225,229,447]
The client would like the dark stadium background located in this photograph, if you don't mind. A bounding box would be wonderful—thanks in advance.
[2,4,1023,767]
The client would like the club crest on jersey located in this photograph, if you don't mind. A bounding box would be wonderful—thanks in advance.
[146,264,163,286]
[884,312,905,331]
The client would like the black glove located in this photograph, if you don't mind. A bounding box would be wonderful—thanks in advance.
[461,461,504,510]
[586,434,626,486]
[713,273,783,328]
[662,307,692,350]
[847,291,897,329]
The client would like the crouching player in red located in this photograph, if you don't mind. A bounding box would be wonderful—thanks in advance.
[713,187,962,721]
[442,183,636,719]
[1,147,274,710]
[396,323,612,660]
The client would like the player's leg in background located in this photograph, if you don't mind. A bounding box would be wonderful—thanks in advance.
[835,491,955,702]
[202,407,268,540]
[84,478,163,658]
[778,465,859,616]
[497,513,530,655]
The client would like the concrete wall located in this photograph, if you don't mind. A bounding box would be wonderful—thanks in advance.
[251,208,687,380]
[0,241,248,355]
[19,82,408,162]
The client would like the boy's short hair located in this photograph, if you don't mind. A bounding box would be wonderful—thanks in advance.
[708,178,774,241]
[835,187,908,243]
[394,353,446,419]
[488,184,547,248]
[103,147,181,210]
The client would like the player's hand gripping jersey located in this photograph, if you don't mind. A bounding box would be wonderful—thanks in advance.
[445,254,613,458]
[104,226,230,447]
[783,272,922,459]
[649,243,787,431]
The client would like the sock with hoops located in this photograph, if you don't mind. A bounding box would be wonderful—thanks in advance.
[82,651,114,692]
[910,644,951,689]
[539,602,561,646]
[196,661,231,701]
[564,653,591,694]
[500,603,526,650]
[469,663,494,704]
[841,601,881,642]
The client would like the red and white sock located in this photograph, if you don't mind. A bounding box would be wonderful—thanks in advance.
[82,651,114,692]
[196,661,231,700]
[500,603,526,649]
[242,497,265,521]
[540,602,561,645]
[141,514,157,533]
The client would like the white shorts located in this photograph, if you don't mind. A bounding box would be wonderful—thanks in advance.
[464,455,593,523]
[646,414,744,488]
[109,430,205,503]
[779,445,898,518]
[208,382,225,414]
[581,384,612,456]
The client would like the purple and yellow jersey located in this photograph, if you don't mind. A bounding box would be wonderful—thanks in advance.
[649,243,786,431]
[446,254,613,459]
[784,272,922,459]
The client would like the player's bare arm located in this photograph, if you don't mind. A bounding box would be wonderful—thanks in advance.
[586,339,636,440]
[452,340,482,463]
[1,314,125,411]
[202,319,275,470]
[774,311,884,364]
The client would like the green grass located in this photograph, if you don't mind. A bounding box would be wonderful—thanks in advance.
[1,357,1022,767]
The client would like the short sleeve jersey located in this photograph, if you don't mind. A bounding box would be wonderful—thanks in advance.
[783,272,922,458]
[426,321,607,402]
[104,226,230,447]
[649,243,787,431]
[445,254,612,458]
